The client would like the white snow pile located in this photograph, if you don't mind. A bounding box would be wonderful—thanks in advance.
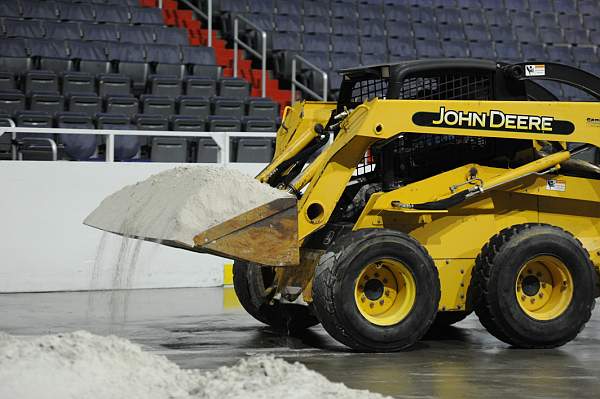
[84,166,292,246]
[0,331,389,399]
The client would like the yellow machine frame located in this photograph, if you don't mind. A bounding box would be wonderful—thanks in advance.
[257,99,600,311]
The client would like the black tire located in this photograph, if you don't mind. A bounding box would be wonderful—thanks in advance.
[232,261,319,332]
[431,311,470,329]
[312,229,440,352]
[473,223,595,348]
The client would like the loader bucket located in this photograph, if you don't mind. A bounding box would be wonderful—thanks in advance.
[83,167,300,266]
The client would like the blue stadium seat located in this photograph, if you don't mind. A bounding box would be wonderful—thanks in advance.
[533,13,557,28]
[130,7,163,25]
[56,112,97,161]
[303,16,330,34]
[119,25,156,45]
[546,45,574,64]
[480,0,503,9]
[106,96,139,118]
[358,4,383,20]
[217,0,248,14]
[0,91,25,116]
[93,4,130,24]
[145,44,184,78]
[177,96,210,118]
[388,40,417,60]
[62,72,94,96]
[495,41,522,62]
[107,42,147,90]
[300,51,330,71]
[140,95,175,117]
[361,53,387,66]
[276,0,301,16]
[529,0,555,13]
[96,113,140,161]
[331,52,360,69]
[410,7,435,23]
[515,26,539,43]
[485,9,508,26]
[438,24,466,41]
[386,23,413,40]
[304,1,329,17]
[57,2,94,22]
[155,27,189,46]
[67,40,110,75]
[249,0,273,14]
[361,37,387,55]
[385,6,411,22]
[68,94,101,116]
[442,40,468,57]
[359,19,385,37]
[563,29,589,45]
[3,19,44,38]
[184,77,216,97]
[81,23,119,42]
[415,39,443,58]
[572,46,597,63]
[511,11,533,27]
[0,38,32,74]
[579,0,599,16]
[489,26,515,42]
[331,18,357,36]
[558,14,583,30]
[456,0,482,8]
[0,2,21,18]
[21,0,58,20]
[44,21,81,40]
[464,24,490,41]
[505,0,529,12]
[469,40,494,59]
[26,38,71,74]
[521,43,548,60]
[331,35,359,53]
[181,46,218,78]
[435,8,461,24]
[459,9,485,25]
[538,27,565,44]
[331,2,356,20]
[554,0,577,14]
[413,22,438,40]
[147,75,182,97]
[271,31,301,51]
[274,14,302,32]
[583,15,600,30]
[302,34,330,53]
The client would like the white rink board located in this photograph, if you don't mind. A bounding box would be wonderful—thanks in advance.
[0,161,266,293]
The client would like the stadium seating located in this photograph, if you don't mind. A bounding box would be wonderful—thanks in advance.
[206,0,599,101]
[0,0,279,163]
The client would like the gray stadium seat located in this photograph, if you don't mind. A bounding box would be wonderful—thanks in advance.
[135,114,169,131]
[181,46,219,79]
[118,25,156,45]
[68,94,101,116]
[140,95,175,116]
[177,96,210,118]
[246,98,278,119]
[105,96,139,118]
[212,97,244,118]
[218,77,250,99]
[29,93,64,115]
[145,44,184,78]
[26,38,71,74]
[242,117,276,132]
[154,27,189,46]
[98,74,131,98]
[0,91,25,116]
[147,75,182,97]
[3,19,44,38]
[21,1,58,20]
[107,43,148,92]
[0,2,21,18]
[44,21,81,40]
[15,110,56,161]
[151,137,188,163]
[62,72,95,96]
[67,40,111,75]
[25,71,59,94]
[130,7,163,25]
[56,112,97,161]
[96,113,140,161]
[184,77,216,97]
[81,23,119,42]
[0,72,15,92]
[93,4,130,24]
[0,38,32,74]
[58,2,95,22]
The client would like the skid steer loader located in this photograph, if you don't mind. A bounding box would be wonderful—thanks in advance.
[87,59,600,351]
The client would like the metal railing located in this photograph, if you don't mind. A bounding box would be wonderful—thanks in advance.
[233,14,267,98]
[291,54,328,104]
[0,127,276,164]
[179,0,212,48]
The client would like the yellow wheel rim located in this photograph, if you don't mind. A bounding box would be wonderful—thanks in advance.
[515,255,573,321]
[354,259,416,326]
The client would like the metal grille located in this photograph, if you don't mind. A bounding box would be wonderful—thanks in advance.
[351,79,388,104]
[397,72,492,100]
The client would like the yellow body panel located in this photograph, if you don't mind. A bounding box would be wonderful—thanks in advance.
[264,99,600,311]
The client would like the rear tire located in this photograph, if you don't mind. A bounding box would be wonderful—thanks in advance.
[232,261,319,332]
[473,223,595,348]
[312,229,440,352]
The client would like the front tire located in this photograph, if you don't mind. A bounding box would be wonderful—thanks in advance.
[233,261,319,332]
[473,223,595,348]
[312,229,440,351]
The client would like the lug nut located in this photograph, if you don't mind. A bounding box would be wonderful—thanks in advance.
[531,298,535,304]
[521,295,526,301]
[539,293,544,298]
[374,272,380,278]
[369,303,374,309]
[385,290,390,297]
[379,300,384,305]
[383,278,388,284]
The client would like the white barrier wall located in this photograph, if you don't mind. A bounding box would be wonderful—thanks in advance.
[0,161,266,293]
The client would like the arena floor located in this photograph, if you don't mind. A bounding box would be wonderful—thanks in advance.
[2,287,599,399]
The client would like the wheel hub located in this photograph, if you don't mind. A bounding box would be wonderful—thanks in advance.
[364,279,384,301]
[515,255,573,320]
[354,259,416,326]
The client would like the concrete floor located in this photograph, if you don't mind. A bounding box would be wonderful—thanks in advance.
[1,287,600,399]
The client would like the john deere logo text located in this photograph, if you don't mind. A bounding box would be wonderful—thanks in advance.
[412,107,574,135]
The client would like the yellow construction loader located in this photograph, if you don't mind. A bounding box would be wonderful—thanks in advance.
[87,59,600,351]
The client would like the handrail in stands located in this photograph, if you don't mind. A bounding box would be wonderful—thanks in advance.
[291,54,328,103]
[233,14,267,98]
[179,0,213,48]
[0,127,275,164]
